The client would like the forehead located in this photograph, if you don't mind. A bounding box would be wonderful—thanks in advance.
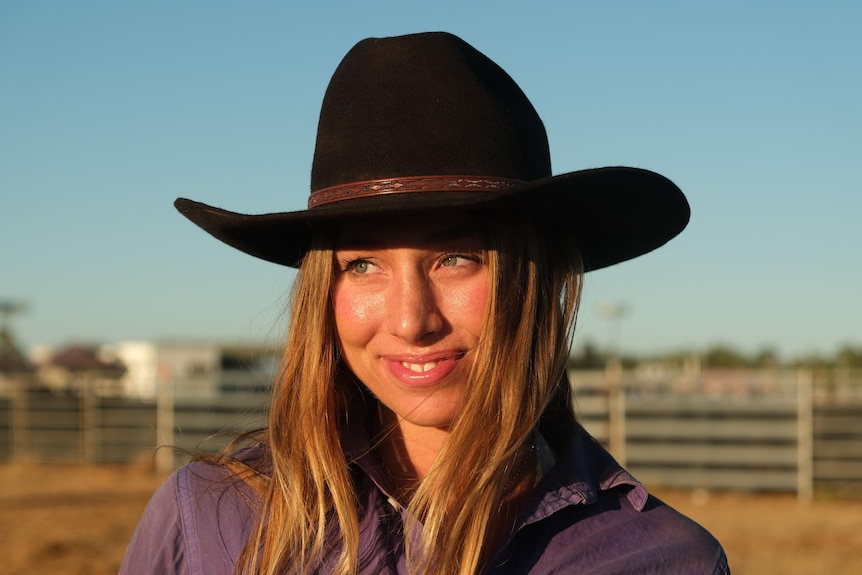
[335,212,482,249]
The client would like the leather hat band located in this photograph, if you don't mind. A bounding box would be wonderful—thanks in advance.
[308,175,523,208]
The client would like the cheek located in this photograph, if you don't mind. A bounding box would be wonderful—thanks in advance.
[333,287,384,342]
[442,280,490,331]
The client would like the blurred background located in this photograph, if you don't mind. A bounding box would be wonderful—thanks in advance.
[2,2,861,574]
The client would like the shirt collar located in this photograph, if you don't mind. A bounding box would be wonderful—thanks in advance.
[518,423,648,527]
[340,406,648,519]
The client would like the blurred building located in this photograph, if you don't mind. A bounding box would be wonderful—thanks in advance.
[35,344,126,395]
[109,341,279,401]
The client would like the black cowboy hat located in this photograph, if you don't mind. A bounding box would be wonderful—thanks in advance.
[175,32,689,271]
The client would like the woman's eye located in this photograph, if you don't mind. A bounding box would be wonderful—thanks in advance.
[441,253,478,267]
[345,259,373,274]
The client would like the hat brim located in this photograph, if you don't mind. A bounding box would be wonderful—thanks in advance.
[174,166,689,272]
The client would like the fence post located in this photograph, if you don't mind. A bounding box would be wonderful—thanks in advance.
[11,381,28,461]
[797,368,814,503]
[606,358,626,466]
[81,384,97,464]
[156,370,175,474]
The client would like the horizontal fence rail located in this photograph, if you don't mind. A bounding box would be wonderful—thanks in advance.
[0,386,268,469]
[168,395,269,466]
[813,403,862,493]
[622,397,801,492]
[569,367,862,500]
[2,366,862,498]
[95,397,158,464]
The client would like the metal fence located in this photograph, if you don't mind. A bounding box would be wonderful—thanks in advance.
[571,366,862,500]
[2,367,862,500]
[0,386,267,471]
[814,402,862,493]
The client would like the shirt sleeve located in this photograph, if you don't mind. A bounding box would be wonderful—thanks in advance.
[119,471,188,575]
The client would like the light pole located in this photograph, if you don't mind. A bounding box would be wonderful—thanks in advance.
[598,301,629,360]
[598,301,629,465]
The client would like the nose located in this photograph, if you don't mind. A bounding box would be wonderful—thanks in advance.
[386,266,444,343]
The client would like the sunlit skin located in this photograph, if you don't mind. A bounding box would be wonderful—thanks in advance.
[332,214,490,483]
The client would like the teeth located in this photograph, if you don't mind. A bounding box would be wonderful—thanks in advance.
[402,361,438,373]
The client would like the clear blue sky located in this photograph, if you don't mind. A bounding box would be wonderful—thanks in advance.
[2,1,860,360]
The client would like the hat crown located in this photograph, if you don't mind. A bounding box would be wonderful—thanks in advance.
[311,32,552,193]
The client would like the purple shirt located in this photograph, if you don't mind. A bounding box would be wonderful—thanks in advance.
[121,424,729,574]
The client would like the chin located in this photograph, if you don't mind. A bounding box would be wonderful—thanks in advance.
[397,400,462,429]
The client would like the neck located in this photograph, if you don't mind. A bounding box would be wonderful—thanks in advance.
[374,406,450,498]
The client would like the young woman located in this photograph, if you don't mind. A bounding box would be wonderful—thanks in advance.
[121,32,728,575]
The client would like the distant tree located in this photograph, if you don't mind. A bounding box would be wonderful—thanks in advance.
[836,345,862,367]
[702,344,749,368]
[569,341,606,370]
[753,347,780,368]
[793,352,832,369]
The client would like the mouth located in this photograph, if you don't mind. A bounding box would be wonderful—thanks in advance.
[386,351,467,384]
[400,360,443,373]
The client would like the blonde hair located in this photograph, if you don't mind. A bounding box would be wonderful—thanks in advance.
[235,212,583,574]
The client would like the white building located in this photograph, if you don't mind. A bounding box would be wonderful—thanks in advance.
[109,341,278,401]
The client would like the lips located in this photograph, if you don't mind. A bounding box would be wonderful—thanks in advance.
[385,351,466,386]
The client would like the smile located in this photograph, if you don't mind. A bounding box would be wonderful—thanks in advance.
[401,360,441,373]
[385,351,468,385]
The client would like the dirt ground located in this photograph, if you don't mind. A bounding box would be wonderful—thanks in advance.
[2,463,861,575]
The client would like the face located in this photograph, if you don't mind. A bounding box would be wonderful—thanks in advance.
[332,213,490,434]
